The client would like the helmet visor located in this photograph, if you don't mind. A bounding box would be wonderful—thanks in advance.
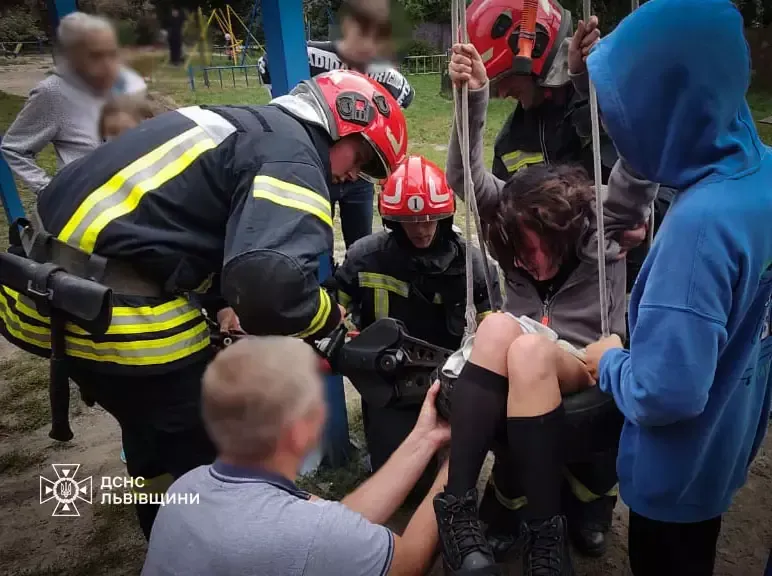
[358,137,390,183]
[380,212,452,223]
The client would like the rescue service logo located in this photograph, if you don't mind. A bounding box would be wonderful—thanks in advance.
[39,464,93,517]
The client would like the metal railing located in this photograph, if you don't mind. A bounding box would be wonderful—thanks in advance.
[0,39,51,57]
[187,64,265,90]
[398,53,448,75]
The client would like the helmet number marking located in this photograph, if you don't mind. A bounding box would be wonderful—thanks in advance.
[408,195,424,212]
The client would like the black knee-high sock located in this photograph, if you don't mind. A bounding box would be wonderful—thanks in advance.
[507,405,565,522]
[446,362,508,497]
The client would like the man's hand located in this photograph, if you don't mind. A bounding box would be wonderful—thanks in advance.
[568,16,600,75]
[584,334,623,381]
[412,381,451,451]
[337,304,347,325]
[449,43,487,90]
[617,222,648,259]
[217,307,242,333]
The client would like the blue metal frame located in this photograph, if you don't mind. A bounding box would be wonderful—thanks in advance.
[262,0,350,468]
[0,135,25,225]
[46,0,78,33]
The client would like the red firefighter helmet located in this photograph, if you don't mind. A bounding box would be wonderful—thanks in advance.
[300,70,408,182]
[379,156,455,223]
[467,0,572,86]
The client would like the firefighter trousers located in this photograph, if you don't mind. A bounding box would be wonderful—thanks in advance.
[71,357,216,539]
[361,398,438,504]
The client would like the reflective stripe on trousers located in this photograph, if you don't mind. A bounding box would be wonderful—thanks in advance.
[0,286,210,366]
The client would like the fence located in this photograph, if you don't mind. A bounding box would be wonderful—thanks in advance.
[0,39,50,57]
[187,53,448,91]
[187,63,266,90]
[398,54,448,75]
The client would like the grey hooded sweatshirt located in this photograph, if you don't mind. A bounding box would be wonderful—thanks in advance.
[446,85,658,347]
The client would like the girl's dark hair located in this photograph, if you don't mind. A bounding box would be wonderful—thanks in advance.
[487,164,594,276]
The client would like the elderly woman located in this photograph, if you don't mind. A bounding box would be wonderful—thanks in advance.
[1,11,146,195]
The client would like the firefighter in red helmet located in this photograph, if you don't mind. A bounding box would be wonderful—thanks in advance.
[1,70,407,540]
[445,0,658,562]
[330,155,500,492]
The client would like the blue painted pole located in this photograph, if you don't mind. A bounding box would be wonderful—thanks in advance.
[47,0,78,32]
[261,0,310,97]
[0,136,25,225]
[262,0,349,469]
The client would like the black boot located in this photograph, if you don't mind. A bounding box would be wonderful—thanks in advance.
[567,494,615,557]
[521,515,574,576]
[434,489,501,575]
[478,480,523,560]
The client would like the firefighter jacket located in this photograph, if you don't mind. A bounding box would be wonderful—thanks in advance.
[258,41,415,109]
[331,228,502,351]
[491,76,617,182]
[0,103,342,374]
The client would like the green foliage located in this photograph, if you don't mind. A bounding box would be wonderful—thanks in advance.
[135,14,161,45]
[402,38,437,56]
[115,20,138,46]
[0,9,43,42]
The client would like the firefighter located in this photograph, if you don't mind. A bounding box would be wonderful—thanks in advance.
[331,155,500,490]
[258,0,414,249]
[0,70,407,540]
[460,0,657,557]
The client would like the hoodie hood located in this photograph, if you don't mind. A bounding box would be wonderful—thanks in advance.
[270,87,333,138]
[586,0,764,189]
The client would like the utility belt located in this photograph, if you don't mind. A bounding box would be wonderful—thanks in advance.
[10,212,164,297]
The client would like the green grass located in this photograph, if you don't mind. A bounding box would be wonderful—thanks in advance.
[0,354,52,434]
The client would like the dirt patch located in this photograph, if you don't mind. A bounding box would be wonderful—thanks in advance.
[0,56,54,97]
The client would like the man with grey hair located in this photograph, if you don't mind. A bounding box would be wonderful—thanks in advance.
[1,11,146,194]
[142,336,450,576]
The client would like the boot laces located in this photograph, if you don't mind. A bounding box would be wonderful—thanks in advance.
[445,498,490,561]
[527,518,563,575]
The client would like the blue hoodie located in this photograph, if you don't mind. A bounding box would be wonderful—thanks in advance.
[588,0,772,523]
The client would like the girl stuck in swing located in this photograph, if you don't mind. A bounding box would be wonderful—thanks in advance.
[433,25,658,576]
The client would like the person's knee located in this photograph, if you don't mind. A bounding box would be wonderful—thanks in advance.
[469,313,524,372]
[506,334,559,393]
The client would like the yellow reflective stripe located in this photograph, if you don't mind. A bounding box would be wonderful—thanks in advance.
[501,150,544,173]
[62,128,217,252]
[373,288,389,320]
[562,468,617,503]
[252,175,333,228]
[7,289,198,336]
[293,288,332,338]
[433,293,443,304]
[358,272,409,298]
[193,274,214,294]
[132,473,174,497]
[489,476,528,511]
[0,289,210,366]
[338,290,352,309]
[476,310,492,324]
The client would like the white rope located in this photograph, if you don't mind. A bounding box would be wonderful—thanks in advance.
[583,0,610,337]
[451,0,499,337]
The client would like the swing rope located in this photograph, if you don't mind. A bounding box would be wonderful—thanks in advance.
[451,0,499,338]
[582,0,610,337]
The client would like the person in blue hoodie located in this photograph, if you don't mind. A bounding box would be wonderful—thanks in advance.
[582,1,772,575]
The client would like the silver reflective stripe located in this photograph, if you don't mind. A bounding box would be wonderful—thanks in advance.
[0,291,210,364]
[177,106,237,143]
[63,127,214,251]
[15,293,200,335]
[253,175,332,227]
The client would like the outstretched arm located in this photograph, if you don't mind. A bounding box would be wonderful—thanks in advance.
[222,160,342,340]
[597,214,734,426]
